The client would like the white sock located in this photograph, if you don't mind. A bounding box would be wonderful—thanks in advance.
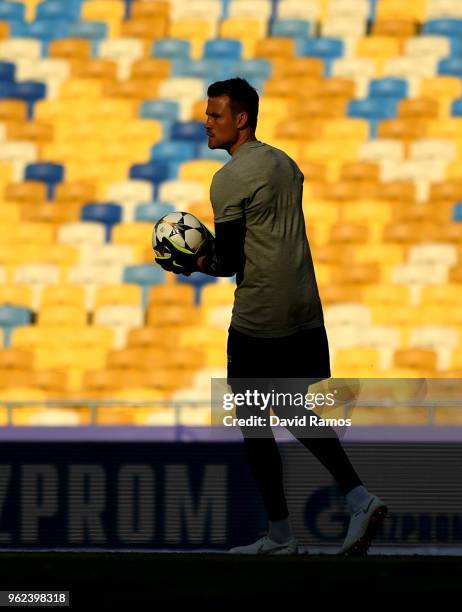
[268,517,293,543]
[346,485,371,515]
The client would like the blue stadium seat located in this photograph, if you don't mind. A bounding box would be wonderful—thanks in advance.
[0,2,25,22]
[152,39,191,60]
[203,39,242,60]
[24,20,72,56]
[135,202,176,223]
[423,18,462,38]
[230,59,272,82]
[295,37,344,76]
[170,121,207,142]
[139,99,180,134]
[67,21,108,56]
[450,37,462,56]
[197,143,231,163]
[36,0,80,20]
[151,140,196,178]
[123,265,165,309]
[176,273,218,306]
[348,98,399,137]
[171,57,229,81]
[453,202,462,221]
[369,78,409,99]
[0,61,15,82]
[271,19,312,38]
[81,202,122,242]
[129,162,170,200]
[1,81,46,119]
[0,305,33,348]
[451,98,462,116]
[438,57,462,77]
[24,162,64,199]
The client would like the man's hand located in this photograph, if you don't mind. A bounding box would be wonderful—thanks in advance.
[154,227,215,276]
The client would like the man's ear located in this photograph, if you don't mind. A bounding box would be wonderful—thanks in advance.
[236,110,249,129]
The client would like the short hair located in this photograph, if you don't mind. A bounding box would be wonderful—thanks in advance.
[207,78,259,131]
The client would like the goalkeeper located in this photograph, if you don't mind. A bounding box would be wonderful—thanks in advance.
[156,78,387,556]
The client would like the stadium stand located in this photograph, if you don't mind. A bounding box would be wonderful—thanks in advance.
[0,0,462,427]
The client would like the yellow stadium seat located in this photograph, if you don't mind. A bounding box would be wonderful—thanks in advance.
[421,77,462,100]
[363,284,411,306]
[331,262,380,285]
[373,20,418,38]
[94,284,142,309]
[421,284,462,305]
[41,285,86,309]
[370,304,422,326]
[49,38,91,59]
[132,1,170,19]
[82,0,125,38]
[0,221,55,245]
[0,348,33,370]
[170,18,216,58]
[59,78,103,100]
[200,283,234,308]
[55,181,96,205]
[377,118,427,141]
[0,206,19,224]
[0,22,9,40]
[147,276,201,305]
[354,244,405,266]
[220,18,267,57]
[255,37,295,59]
[20,203,80,224]
[0,284,33,308]
[275,117,323,140]
[186,201,214,227]
[72,58,118,80]
[131,57,171,80]
[4,181,47,204]
[394,348,438,371]
[376,0,427,21]
[272,57,324,79]
[29,370,69,393]
[179,160,223,182]
[34,347,107,371]
[147,304,200,327]
[112,222,152,248]
[121,16,168,43]
[399,98,439,118]
[322,118,368,140]
[38,305,87,327]
[333,348,381,371]
[7,120,53,144]
[127,326,180,349]
[356,35,403,57]
[301,139,361,162]
[294,98,348,119]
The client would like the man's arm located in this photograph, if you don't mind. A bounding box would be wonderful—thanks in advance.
[197,217,246,277]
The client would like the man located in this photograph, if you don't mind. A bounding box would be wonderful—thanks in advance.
[155,78,387,555]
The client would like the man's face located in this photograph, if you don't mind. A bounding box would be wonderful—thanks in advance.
[205,95,240,150]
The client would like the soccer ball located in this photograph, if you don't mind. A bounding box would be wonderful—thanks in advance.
[152,211,209,257]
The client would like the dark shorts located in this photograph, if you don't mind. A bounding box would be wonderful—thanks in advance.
[227,324,331,384]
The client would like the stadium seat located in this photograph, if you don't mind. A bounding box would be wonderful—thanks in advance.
[296,37,344,76]
[0,285,32,309]
[0,305,33,347]
[123,265,166,309]
[93,284,142,311]
[176,272,218,306]
[24,162,64,200]
[94,304,144,348]
[129,161,170,199]
[58,222,106,247]
[134,201,175,223]
[41,285,86,310]
[153,38,191,60]
[81,203,122,242]
[38,304,87,327]
[423,18,462,37]
[148,283,196,308]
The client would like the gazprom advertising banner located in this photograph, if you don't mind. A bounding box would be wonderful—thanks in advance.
[0,437,461,550]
